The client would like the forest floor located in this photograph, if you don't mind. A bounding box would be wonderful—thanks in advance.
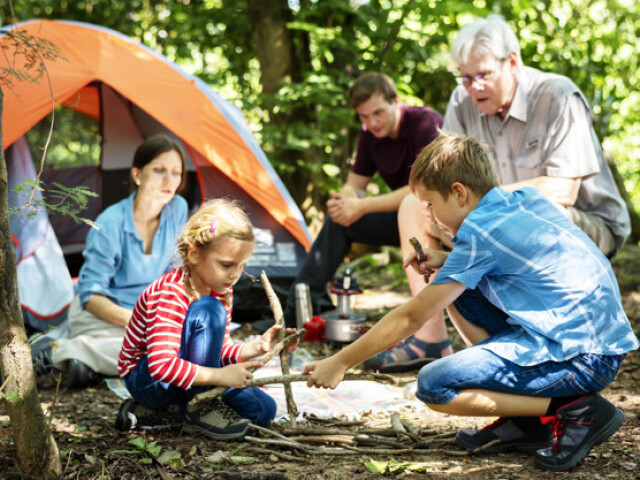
[1,245,640,479]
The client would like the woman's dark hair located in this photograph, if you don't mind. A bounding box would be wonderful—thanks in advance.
[132,134,188,193]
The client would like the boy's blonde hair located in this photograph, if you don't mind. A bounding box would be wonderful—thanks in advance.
[176,198,254,298]
[409,131,499,199]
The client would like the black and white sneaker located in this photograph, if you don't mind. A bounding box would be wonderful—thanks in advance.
[115,399,183,431]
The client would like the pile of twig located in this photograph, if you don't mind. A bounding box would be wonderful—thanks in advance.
[191,271,500,459]
[242,412,494,460]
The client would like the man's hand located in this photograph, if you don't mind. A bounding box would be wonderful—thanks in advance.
[327,192,364,227]
[303,357,347,389]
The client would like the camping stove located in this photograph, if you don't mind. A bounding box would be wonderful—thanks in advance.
[324,267,367,343]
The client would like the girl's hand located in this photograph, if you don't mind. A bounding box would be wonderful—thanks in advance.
[259,325,299,354]
[218,360,262,388]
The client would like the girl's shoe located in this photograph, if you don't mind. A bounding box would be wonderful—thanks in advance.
[184,397,249,441]
[115,399,183,431]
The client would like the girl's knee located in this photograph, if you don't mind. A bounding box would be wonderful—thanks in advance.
[185,297,227,329]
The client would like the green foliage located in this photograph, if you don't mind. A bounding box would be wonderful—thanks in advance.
[0,26,67,85]
[111,437,162,465]
[364,457,432,474]
[0,391,23,404]
[9,180,98,228]
[4,0,640,213]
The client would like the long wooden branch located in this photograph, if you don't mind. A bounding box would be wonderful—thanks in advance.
[241,372,398,389]
[259,271,298,426]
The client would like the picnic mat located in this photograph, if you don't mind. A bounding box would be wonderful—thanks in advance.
[106,342,426,421]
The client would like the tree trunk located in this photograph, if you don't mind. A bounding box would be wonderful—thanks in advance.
[246,0,321,212]
[0,87,61,479]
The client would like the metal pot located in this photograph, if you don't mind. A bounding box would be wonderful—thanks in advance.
[323,312,367,343]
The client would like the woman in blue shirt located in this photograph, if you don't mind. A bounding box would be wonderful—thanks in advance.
[50,135,189,387]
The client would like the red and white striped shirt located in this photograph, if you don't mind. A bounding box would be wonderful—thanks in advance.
[117,266,244,389]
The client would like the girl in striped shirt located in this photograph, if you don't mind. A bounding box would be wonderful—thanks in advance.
[116,199,296,440]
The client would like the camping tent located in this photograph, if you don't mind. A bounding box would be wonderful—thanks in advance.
[2,19,311,324]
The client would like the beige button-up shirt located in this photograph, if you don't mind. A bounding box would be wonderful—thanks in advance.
[443,66,630,249]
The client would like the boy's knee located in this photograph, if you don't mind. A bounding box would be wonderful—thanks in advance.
[415,358,458,404]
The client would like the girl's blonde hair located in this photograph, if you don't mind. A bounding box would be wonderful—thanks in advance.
[176,198,254,299]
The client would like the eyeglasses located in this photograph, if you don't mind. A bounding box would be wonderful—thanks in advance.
[455,58,507,88]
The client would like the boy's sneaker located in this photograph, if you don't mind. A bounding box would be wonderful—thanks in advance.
[456,416,555,453]
[184,397,249,441]
[115,399,184,431]
[534,393,625,471]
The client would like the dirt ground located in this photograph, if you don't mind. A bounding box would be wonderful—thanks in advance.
[1,245,640,479]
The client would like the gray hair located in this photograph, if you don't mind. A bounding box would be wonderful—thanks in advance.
[450,15,522,68]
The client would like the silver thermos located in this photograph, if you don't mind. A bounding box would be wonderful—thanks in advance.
[294,283,312,329]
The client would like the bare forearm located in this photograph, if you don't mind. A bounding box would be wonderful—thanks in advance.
[503,176,581,206]
[191,365,225,386]
[333,282,466,371]
[84,295,132,327]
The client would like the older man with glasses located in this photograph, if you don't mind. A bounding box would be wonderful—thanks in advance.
[367,14,631,374]
[444,15,629,256]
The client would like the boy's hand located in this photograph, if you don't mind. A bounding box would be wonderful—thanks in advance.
[303,357,346,389]
[403,248,447,276]
[218,360,262,388]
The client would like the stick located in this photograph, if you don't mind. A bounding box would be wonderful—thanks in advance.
[245,446,305,463]
[189,330,303,406]
[391,412,419,443]
[288,435,355,445]
[243,371,398,388]
[409,236,431,283]
[260,270,298,426]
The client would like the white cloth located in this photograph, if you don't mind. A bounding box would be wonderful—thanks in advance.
[51,296,125,376]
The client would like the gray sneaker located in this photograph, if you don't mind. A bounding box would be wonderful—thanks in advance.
[115,399,183,431]
[184,397,249,441]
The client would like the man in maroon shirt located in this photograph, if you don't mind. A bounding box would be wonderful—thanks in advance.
[285,73,451,372]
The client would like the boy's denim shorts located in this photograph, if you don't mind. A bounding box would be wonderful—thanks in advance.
[415,288,626,405]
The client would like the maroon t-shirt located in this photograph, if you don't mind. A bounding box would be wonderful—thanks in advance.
[352,104,443,190]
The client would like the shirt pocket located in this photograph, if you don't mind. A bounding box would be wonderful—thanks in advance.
[515,137,544,178]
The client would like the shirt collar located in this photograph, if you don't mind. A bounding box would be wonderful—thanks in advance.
[477,67,528,123]
[506,68,528,123]
[123,193,137,233]
[452,187,509,244]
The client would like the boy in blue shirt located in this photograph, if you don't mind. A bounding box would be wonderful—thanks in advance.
[304,131,639,471]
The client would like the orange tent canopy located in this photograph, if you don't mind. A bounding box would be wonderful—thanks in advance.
[1,19,311,249]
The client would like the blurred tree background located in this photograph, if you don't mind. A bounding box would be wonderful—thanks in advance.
[2,0,639,236]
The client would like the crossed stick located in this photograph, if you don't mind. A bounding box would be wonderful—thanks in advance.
[188,271,397,426]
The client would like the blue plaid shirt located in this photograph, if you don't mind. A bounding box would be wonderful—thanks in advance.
[433,187,639,366]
